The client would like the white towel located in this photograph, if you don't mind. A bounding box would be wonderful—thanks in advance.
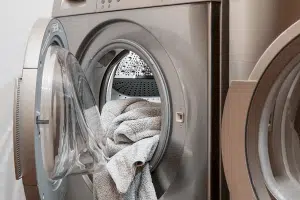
[92,98,161,200]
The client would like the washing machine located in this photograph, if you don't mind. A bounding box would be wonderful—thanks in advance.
[13,0,229,200]
[222,18,300,199]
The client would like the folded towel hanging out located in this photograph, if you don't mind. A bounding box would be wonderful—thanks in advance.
[85,98,161,200]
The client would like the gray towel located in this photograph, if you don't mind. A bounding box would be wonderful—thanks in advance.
[93,98,161,200]
[99,99,161,158]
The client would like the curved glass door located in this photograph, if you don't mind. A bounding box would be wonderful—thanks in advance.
[12,18,70,200]
[35,45,106,181]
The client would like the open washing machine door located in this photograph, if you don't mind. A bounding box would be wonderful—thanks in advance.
[13,18,124,200]
[222,20,300,200]
[13,17,179,200]
[13,18,71,200]
[13,18,105,200]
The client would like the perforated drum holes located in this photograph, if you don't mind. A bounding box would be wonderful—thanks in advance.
[115,51,153,78]
[110,51,160,101]
[176,112,184,123]
[112,79,159,97]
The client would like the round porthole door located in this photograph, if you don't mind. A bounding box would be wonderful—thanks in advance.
[222,19,300,200]
[13,18,70,200]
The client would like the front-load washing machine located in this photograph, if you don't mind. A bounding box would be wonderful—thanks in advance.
[13,1,229,200]
[222,20,300,200]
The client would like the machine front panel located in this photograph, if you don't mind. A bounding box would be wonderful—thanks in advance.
[14,2,228,200]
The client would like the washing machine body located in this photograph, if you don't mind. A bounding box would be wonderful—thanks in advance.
[222,19,300,200]
[13,1,229,200]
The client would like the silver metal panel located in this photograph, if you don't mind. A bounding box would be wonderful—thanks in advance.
[96,0,220,13]
[52,0,220,17]
[229,0,300,81]
[56,2,225,199]
[52,0,97,18]
[250,20,300,81]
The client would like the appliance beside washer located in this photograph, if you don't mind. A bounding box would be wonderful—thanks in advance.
[221,1,300,199]
[222,20,300,200]
[13,1,229,200]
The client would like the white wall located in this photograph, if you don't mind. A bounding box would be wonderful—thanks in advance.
[0,1,54,199]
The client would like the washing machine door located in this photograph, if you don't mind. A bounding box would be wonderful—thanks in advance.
[13,18,71,200]
[222,20,300,200]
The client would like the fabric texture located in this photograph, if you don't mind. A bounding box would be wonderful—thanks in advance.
[91,98,161,200]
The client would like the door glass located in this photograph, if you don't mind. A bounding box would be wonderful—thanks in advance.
[37,46,106,180]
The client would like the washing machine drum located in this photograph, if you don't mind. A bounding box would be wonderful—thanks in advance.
[222,20,300,200]
[35,44,172,188]
[34,45,164,179]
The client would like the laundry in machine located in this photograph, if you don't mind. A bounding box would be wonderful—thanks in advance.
[13,1,229,200]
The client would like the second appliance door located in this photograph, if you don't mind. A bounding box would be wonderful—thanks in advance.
[222,20,300,200]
